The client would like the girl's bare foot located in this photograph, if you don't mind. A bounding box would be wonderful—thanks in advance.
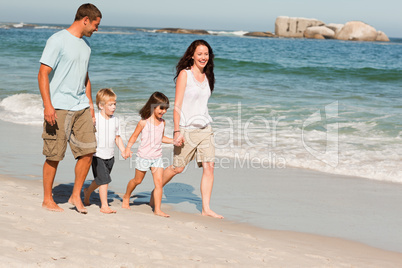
[42,201,64,212]
[68,197,88,214]
[202,209,224,219]
[154,210,170,218]
[121,195,131,209]
[83,188,91,206]
[100,207,116,214]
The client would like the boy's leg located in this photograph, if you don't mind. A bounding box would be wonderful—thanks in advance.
[68,153,93,214]
[83,180,99,206]
[99,184,116,214]
[42,160,63,211]
[122,169,146,209]
[151,167,169,217]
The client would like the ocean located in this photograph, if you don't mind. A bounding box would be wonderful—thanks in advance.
[1,22,402,253]
[1,22,401,183]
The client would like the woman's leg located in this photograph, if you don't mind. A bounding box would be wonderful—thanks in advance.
[200,162,223,218]
[122,169,146,209]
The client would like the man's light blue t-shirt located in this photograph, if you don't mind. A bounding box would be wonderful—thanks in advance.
[40,30,91,111]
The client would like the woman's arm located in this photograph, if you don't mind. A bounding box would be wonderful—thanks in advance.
[173,70,187,146]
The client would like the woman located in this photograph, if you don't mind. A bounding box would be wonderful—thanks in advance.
[152,40,223,218]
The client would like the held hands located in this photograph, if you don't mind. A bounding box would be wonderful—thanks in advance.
[173,131,184,147]
[122,147,133,160]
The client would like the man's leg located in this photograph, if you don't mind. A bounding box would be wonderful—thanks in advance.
[68,153,93,213]
[42,160,63,211]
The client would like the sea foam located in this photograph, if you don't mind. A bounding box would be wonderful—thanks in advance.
[0,94,43,125]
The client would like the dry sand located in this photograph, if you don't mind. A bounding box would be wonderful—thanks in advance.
[1,175,401,267]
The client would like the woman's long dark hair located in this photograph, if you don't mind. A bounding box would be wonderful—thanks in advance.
[139,91,169,119]
[174,40,215,92]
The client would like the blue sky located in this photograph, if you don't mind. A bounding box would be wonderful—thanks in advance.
[1,0,401,37]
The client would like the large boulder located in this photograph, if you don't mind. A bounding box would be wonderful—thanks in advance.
[304,26,335,39]
[155,28,210,35]
[326,23,344,35]
[275,16,325,38]
[334,21,378,41]
[376,31,390,42]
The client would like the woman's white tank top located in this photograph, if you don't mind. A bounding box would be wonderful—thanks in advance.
[179,69,212,129]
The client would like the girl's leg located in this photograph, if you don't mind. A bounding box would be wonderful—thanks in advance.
[149,165,184,207]
[151,167,170,217]
[99,184,116,214]
[83,180,99,206]
[200,162,223,218]
[122,169,146,209]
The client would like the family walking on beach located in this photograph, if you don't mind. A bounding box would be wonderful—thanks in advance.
[38,3,223,219]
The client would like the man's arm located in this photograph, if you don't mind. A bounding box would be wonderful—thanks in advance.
[85,72,96,124]
[38,64,57,126]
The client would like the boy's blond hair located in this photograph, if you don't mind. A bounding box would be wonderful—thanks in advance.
[96,88,116,109]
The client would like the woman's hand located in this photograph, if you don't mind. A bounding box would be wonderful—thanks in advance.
[173,131,184,146]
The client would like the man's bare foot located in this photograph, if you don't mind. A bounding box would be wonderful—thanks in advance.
[68,197,88,214]
[42,201,64,212]
[202,209,224,219]
[154,210,170,218]
[100,207,116,214]
[83,188,91,206]
[121,195,131,209]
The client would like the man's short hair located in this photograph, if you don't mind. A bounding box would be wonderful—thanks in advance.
[75,3,102,22]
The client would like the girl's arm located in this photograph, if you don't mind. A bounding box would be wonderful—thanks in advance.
[173,70,187,146]
[115,135,126,158]
[124,120,146,158]
[162,121,173,144]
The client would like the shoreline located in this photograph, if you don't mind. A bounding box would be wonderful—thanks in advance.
[1,175,402,267]
[2,119,402,254]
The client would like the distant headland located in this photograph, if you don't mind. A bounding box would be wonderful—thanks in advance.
[156,16,390,42]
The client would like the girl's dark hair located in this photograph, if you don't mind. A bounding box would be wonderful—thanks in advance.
[174,40,215,92]
[139,91,169,119]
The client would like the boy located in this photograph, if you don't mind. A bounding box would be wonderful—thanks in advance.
[84,88,126,213]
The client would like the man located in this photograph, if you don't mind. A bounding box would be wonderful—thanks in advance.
[38,3,102,213]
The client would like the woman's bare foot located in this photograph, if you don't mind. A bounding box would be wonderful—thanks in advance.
[68,197,88,214]
[121,195,131,209]
[100,207,116,214]
[154,210,170,218]
[83,188,91,206]
[42,201,64,212]
[202,209,224,219]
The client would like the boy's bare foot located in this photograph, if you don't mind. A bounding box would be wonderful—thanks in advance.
[68,197,88,214]
[83,188,91,206]
[121,195,131,209]
[154,210,170,218]
[42,201,64,212]
[202,209,224,219]
[100,207,116,214]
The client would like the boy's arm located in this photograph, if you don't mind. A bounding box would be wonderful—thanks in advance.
[115,135,126,158]
[124,120,146,158]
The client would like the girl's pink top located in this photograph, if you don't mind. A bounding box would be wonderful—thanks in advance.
[137,119,164,159]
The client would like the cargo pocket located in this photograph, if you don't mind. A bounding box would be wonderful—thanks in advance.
[42,123,58,157]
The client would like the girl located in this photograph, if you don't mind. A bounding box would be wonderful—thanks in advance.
[151,40,223,219]
[122,92,173,217]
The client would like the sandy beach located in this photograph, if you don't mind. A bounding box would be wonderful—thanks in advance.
[1,174,401,267]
